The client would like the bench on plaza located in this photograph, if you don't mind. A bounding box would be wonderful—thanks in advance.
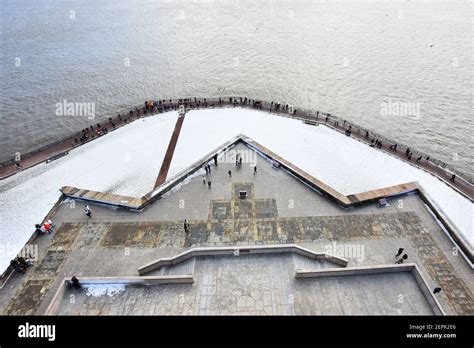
[304,120,318,126]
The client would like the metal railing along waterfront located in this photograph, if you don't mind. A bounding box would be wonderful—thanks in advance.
[1,96,472,186]
[312,110,473,185]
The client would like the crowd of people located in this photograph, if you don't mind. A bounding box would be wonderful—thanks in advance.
[34,219,55,236]
[75,123,111,144]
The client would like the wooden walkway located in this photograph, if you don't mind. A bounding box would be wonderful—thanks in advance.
[154,112,186,188]
[61,186,144,210]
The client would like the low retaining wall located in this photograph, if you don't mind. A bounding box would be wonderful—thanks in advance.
[45,275,193,315]
[138,244,348,275]
[295,263,445,316]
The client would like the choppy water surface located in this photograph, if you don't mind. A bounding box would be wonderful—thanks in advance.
[0,0,472,174]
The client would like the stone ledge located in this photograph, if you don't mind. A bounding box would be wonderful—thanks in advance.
[138,244,348,275]
[45,275,193,315]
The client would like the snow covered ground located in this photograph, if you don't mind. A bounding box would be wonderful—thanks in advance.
[0,108,472,274]
[84,284,126,298]
[0,112,178,273]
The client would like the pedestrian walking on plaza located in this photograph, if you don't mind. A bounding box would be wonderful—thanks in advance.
[254,166,257,175]
[395,248,404,258]
[228,170,232,178]
[208,181,211,189]
[214,154,218,166]
[203,176,206,184]
[85,205,92,218]
[184,219,189,233]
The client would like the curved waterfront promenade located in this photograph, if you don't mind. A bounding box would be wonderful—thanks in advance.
[0,97,473,202]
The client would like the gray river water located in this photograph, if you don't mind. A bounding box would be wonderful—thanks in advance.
[0,0,472,174]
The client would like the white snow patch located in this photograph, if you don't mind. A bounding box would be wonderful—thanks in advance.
[84,284,126,297]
